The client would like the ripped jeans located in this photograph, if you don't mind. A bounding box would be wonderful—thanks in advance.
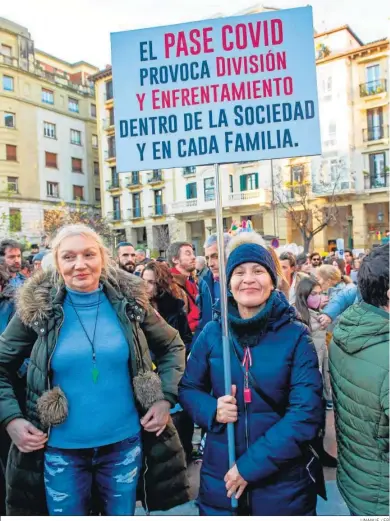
[44,435,142,516]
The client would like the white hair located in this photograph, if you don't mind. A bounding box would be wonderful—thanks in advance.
[196,256,206,268]
[226,232,266,259]
[41,252,54,271]
[51,224,116,281]
[204,233,231,250]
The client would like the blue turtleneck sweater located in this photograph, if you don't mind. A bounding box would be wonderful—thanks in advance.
[48,286,140,449]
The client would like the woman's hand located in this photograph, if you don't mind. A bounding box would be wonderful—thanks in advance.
[141,400,171,436]
[224,464,248,499]
[6,418,47,453]
[216,385,238,424]
[319,314,332,329]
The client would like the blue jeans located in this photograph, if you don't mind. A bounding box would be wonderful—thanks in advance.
[44,435,142,516]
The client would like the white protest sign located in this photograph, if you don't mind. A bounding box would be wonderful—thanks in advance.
[111,6,321,171]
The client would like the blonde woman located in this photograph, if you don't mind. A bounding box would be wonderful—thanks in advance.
[0,224,188,516]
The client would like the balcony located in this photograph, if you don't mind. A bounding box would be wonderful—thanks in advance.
[127,207,143,220]
[148,170,163,184]
[103,117,115,130]
[105,148,116,161]
[364,172,389,190]
[359,79,387,97]
[126,172,142,187]
[183,166,196,175]
[362,125,388,143]
[107,210,123,222]
[171,199,199,213]
[104,90,114,103]
[149,204,166,217]
[228,189,269,206]
[106,179,121,191]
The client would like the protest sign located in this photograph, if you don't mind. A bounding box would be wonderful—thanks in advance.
[111,6,321,172]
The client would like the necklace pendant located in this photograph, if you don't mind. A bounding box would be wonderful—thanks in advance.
[92,365,99,384]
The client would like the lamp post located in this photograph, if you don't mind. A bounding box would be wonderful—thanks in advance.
[347,215,353,250]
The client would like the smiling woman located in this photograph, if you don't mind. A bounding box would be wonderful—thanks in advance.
[0,224,189,516]
[179,231,323,516]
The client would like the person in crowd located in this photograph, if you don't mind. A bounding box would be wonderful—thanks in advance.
[0,239,25,288]
[134,263,145,277]
[310,252,322,268]
[332,258,346,275]
[135,248,150,265]
[117,241,136,274]
[296,253,312,275]
[350,258,361,285]
[32,251,46,272]
[294,276,336,468]
[179,233,323,516]
[142,261,193,460]
[279,251,298,305]
[167,242,200,334]
[0,224,189,516]
[344,249,354,276]
[156,256,168,266]
[193,234,231,343]
[27,244,40,264]
[329,245,389,516]
[20,260,32,278]
[41,252,54,272]
[264,247,289,300]
[195,256,209,285]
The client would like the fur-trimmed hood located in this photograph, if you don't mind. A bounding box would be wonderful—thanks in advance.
[16,267,150,327]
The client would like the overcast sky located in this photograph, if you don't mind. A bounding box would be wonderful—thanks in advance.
[2,0,388,68]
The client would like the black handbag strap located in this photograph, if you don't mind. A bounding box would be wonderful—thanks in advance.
[230,337,286,417]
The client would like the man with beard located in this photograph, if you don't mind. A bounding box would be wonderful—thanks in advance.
[167,242,199,335]
[117,242,136,273]
[0,239,25,288]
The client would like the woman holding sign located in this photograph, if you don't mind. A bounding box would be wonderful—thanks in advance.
[179,232,323,515]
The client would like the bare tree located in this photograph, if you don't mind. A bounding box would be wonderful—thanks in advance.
[274,159,346,253]
[153,222,181,256]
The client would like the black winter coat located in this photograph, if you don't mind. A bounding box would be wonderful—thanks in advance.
[154,292,192,346]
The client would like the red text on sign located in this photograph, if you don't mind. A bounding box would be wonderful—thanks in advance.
[221,19,283,51]
[164,27,214,58]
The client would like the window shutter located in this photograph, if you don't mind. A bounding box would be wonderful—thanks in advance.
[254,172,259,189]
[186,184,190,199]
[240,174,246,191]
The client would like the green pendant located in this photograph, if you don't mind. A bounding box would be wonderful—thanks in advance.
[92,365,99,384]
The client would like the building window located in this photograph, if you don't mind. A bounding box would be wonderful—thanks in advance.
[366,64,380,86]
[44,122,56,138]
[9,208,21,232]
[92,134,98,148]
[113,196,121,220]
[154,189,163,215]
[42,88,54,104]
[204,177,215,201]
[68,97,79,113]
[94,162,99,176]
[329,160,339,182]
[240,173,259,191]
[229,175,234,193]
[45,152,57,168]
[71,157,83,173]
[47,182,59,198]
[1,44,12,57]
[108,107,115,126]
[6,144,17,161]
[91,103,96,118]
[7,177,18,193]
[3,75,14,91]
[186,182,197,199]
[106,80,113,101]
[369,152,386,176]
[95,188,101,202]
[70,129,82,145]
[367,107,383,140]
[4,112,15,128]
[73,185,84,200]
[133,193,141,217]
[108,136,116,158]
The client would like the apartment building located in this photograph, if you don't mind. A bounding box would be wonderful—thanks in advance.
[0,18,99,243]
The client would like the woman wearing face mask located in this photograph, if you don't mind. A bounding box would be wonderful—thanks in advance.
[179,233,323,516]
[295,277,337,468]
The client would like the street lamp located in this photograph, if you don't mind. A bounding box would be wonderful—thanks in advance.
[347,215,353,249]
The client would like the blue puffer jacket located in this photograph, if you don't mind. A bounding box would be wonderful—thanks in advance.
[179,291,323,515]
[192,270,218,345]
[322,284,359,322]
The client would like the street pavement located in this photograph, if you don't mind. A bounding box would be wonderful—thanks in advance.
[135,411,349,516]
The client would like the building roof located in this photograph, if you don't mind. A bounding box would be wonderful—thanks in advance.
[90,67,112,82]
[314,25,364,46]
[316,37,389,64]
[35,49,99,72]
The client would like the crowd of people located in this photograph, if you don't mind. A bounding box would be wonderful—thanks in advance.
[0,228,388,517]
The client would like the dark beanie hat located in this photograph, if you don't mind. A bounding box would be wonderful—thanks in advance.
[226,243,277,286]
